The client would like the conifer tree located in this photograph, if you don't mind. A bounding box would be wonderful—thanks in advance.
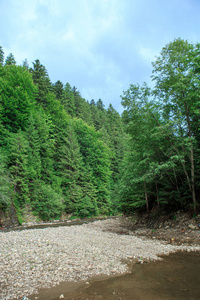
[5,53,16,65]
[73,86,92,123]
[6,131,29,208]
[61,83,76,117]
[25,114,42,184]
[0,150,11,210]
[53,80,64,100]
[0,46,4,66]
[0,64,36,132]
[22,58,29,70]
[30,59,52,105]
[38,113,55,184]
[57,124,83,211]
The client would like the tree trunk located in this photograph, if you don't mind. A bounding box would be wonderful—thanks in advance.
[185,102,197,212]
[144,180,149,214]
[190,144,196,212]
[155,182,160,209]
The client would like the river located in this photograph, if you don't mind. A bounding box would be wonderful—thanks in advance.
[29,251,200,300]
[1,217,199,300]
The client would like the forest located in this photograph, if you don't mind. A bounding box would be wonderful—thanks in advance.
[0,38,200,224]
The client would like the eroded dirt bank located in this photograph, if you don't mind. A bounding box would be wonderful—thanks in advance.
[0,217,200,300]
[116,212,200,245]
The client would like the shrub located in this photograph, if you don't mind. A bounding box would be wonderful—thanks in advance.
[31,182,64,220]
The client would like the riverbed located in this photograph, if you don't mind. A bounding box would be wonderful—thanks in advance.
[29,251,200,300]
[0,218,200,300]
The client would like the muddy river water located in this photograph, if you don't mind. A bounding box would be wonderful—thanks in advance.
[29,251,200,300]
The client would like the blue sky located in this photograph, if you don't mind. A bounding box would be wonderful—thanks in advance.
[1,0,200,112]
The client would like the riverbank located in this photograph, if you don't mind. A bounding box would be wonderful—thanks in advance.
[0,217,200,300]
[117,212,200,245]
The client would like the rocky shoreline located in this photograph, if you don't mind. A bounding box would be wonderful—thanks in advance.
[0,217,200,300]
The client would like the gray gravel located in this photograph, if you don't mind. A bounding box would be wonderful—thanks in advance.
[0,218,200,300]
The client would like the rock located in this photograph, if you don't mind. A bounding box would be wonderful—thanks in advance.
[188,224,197,230]
[1,217,200,300]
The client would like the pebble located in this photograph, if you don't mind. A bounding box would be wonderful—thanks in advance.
[0,218,200,300]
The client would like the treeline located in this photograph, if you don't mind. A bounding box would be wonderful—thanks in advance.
[0,47,125,222]
[119,39,200,214]
[1,38,200,224]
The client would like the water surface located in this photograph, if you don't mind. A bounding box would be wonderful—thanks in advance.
[29,251,200,300]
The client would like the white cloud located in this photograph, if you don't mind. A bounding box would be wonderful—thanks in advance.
[1,0,200,111]
[139,47,157,63]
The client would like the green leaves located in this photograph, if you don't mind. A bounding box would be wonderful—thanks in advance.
[0,46,126,222]
[0,150,12,209]
[0,46,4,66]
[119,38,200,213]
[0,65,36,132]
[31,182,64,220]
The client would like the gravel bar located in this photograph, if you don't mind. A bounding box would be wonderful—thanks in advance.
[1,218,200,300]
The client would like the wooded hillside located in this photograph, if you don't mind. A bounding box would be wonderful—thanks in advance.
[0,38,200,224]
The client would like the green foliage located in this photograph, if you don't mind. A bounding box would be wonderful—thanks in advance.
[61,83,76,117]
[25,114,42,182]
[5,53,16,65]
[0,46,4,66]
[74,119,112,210]
[0,64,36,132]
[6,130,29,207]
[0,46,126,221]
[30,59,52,105]
[75,195,98,218]
[0,150,12,210]
[119,38,200,214]
[31,182,64,220]
[52,80,63,100]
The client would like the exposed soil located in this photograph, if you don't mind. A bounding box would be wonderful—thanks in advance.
[109,212,200,246]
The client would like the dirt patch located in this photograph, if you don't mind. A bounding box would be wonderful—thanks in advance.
[112,213,200,246]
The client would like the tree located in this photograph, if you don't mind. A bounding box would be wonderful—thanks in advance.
[6,131,29,208]
[97,99,104,110]
[119,39,200,214]
[73,86,92,123]
[31,182,64,220]
[106,104,126,183]
[0,150,12,210]
[90,99,96,106]
[33,109,55,184]
[74,119,112,213]
[5,53,16,65]
[30,59,52,105]
[0,46,4,66]
[25,113,42,184]
[121,84,158,213]
[53,80,64,100]
[61,83,76,117]
[90,102,101,130]
[22,58,29,70]
[57,124,83,189]
[0,64,36,132]
[152,38,200,211]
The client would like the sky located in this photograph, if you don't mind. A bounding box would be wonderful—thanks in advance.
[1,0,200,113]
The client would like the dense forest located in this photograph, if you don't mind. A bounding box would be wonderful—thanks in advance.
[0,38,200,225]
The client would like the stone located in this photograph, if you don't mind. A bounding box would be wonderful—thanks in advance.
[188,224,197,230]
